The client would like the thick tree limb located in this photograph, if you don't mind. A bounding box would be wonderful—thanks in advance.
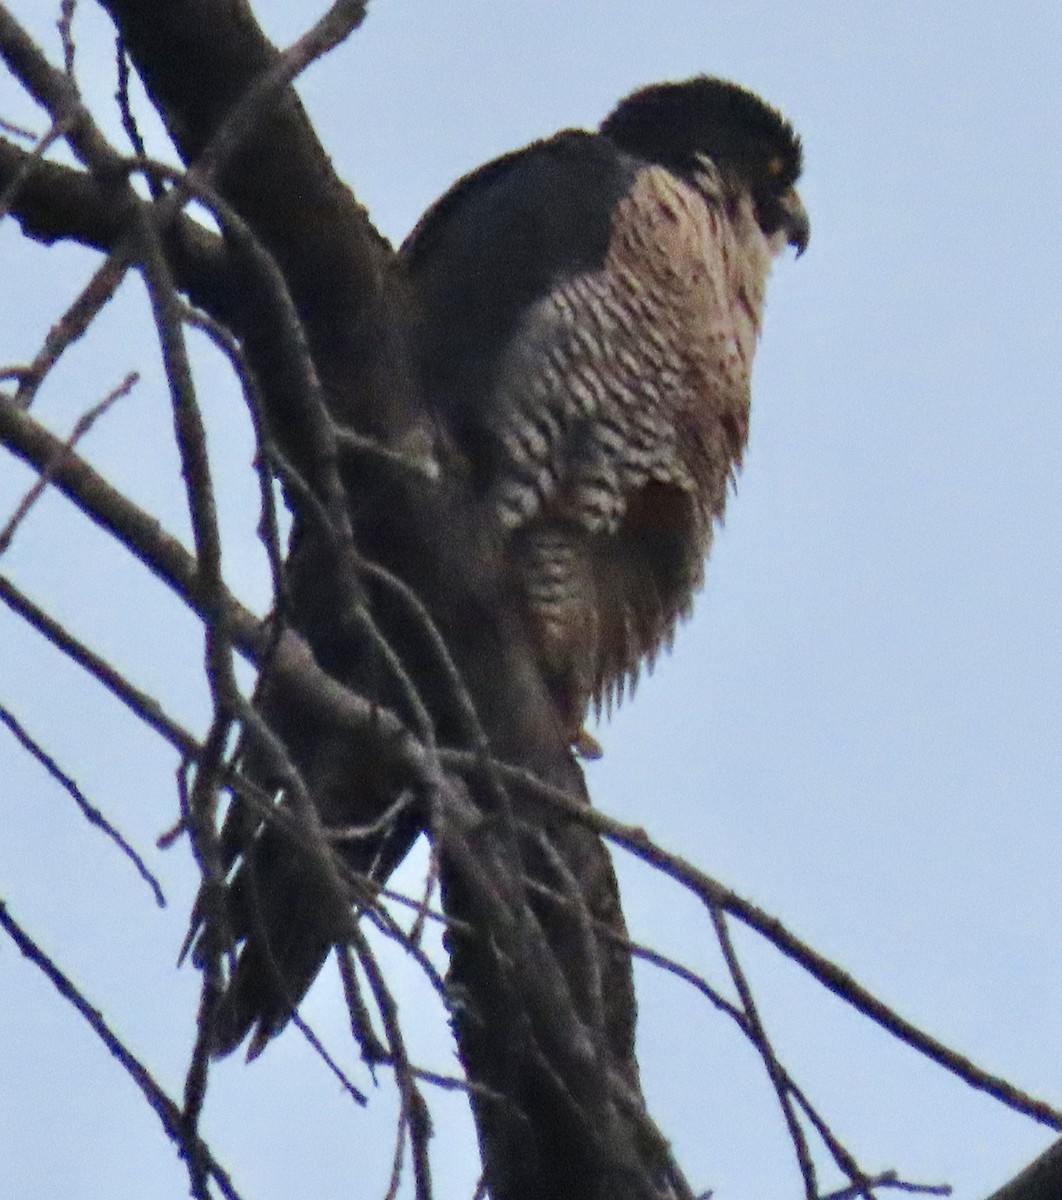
[0,134,244,330]
[97,0,408,443]
[985,1139,1062,1200]
[0,390,260,650]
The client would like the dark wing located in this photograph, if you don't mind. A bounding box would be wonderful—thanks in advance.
[403,130,644,489]
[186,663,424,1060]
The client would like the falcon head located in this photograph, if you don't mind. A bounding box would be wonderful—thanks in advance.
[599,76,809,256]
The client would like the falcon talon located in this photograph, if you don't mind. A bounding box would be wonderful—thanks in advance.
[573,728,605,761]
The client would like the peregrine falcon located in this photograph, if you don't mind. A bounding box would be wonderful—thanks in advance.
[200,77,807,1059]
[404,75,808,753]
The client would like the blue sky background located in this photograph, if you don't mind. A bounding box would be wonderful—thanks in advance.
[1,2,1060,1197]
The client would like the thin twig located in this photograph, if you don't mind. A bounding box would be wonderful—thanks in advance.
[291,1012,368,1105]
[13,253,131,408]
[383,1087,409,1200]
[407,846,438,949]
[351,922,434,1200]
[324,791,418,845]
[0,701,164,905]
[0,571,199,759]
[339,946,388,1071]
[339,949,495,1102]
[0,900,244,1200]
[709,903,817,1198]
[58,0,76,78]
[529,827,608,1049]
[180,302,286,612]
[0,115,36,139]
[134,202,238,1106]
[444,750,1062,1133]
[363,904,450,1008]
[0,390,267,660]
[0,372,135,555]
[359,558,495,762]
[114,35,162,200]
[821,1174,951,1200]
[333,424,439,481]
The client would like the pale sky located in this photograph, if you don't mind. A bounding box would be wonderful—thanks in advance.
[1,2,1060,1198]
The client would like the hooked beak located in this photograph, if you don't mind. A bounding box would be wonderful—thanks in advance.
[780,187,810,257]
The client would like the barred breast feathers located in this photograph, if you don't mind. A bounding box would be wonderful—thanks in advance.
[491,161,769,711]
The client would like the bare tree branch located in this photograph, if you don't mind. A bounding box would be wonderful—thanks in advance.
[0,900,243,1200]
[709,901,819,1199]
[0,112,70,222]
[11,259,132,408]
[0,702,165,905]
[0,372,134,554]
[0,390,263,653]
[0,570,200,758]
[445,751,1062,1135]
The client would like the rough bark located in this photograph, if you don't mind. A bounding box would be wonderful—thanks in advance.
[985,1138,1062,1200]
